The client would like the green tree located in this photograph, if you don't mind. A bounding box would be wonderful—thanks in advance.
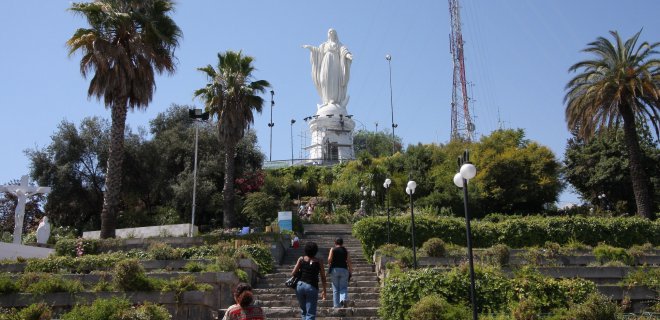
[27,118,109,231]
[474,129,563,214]
[194,51,270,227]
[241,192,278,228]
[67,0,182,238]
[564,128,659,214]
[353,130,403,158]
[565,30,659,219]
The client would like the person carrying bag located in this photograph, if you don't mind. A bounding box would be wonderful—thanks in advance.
[291,242,327,320]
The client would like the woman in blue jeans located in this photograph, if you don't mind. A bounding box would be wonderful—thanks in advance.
[292,242,327,320]
[327,237,353,308]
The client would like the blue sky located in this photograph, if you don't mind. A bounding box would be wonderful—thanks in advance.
[1,1,659,206]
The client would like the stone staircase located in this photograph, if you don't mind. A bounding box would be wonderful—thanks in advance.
[252,224,381,320]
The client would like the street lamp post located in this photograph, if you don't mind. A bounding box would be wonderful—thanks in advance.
[453,150,478,320]
[386,54,398,155]
[406,179,417,269]
[383,178,392,243]
[188,108,209,237]
[290,119,296,166]
[268,90,275,161]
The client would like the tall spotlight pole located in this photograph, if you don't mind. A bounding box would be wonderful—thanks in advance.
[383,178,392,243]
[290,119,296,166]
[453,150,478,320]
[268,90,275,161]
[406,178,417,269]
[188,108,209,237]
[386,54,398,155]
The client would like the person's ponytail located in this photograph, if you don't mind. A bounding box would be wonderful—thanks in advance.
[238,290,254,308]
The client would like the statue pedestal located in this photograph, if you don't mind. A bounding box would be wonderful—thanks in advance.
[0,242,54,260]
[307,105,355,163]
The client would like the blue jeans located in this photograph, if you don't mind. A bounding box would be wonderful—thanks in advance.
[330,267,349,307]
[295,281,319,320]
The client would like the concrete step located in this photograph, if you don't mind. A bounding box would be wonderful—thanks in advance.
[263,274,377,282]
[259,306,379,318]
[257,299,379,308]
[256,280,380,289]
[253,287,380,295]
[255,292,380,301]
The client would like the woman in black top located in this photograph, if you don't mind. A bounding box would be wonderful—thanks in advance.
[292,242,327,320]
[327,237,353,308]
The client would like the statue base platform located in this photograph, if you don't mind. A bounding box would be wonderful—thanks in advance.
[0,242,54,260]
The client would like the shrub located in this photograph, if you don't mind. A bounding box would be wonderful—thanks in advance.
[113,302,171,320]
[183,261,207,272]
[421,238,446,257]
[622,266,660,290]
[546,293,619,320]
[593,244,633,265]
[0,274,18,294]
[407,294,470,320]
[148,242,182,260]
[161,275,212,300]
[379,265,511,320]
[17,273,83,294]
[55,238,99,257]
[236,269,248,282]
[238,244,274,274]
[216,255,238,272]
[375,244,413,268]
[15,302,52,320]
[112,259,152,291]
[511,267,597,312]
[483,244,510,266]
[61,297,130,320]
[180,245,217,259]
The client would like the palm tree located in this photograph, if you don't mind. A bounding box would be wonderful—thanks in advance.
[195,51,270,228]
[565,30,659,219]
[67,0,182,238]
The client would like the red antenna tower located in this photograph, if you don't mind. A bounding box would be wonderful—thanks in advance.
[449,0,475,141]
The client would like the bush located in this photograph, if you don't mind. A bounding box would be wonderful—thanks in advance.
[183,261,207,272]
[216,255,238,272]
[379,265,511,320]
[407,294,470,320]
[547,293,619,320]
[483,244,510,266]
[0,274,18,294]
[161,275,212,300]
[375,244,413,268]
[61,297,169,320]
[112,302,171,320]
[593,244,633,265]
[511,267,597,312]
[236,269,248,282]
[17,273,83,294]
[147,242,182,260]
[238,244,274,274]
[421,238,446,257]
[18,303,52,320]
[112,259,152,291]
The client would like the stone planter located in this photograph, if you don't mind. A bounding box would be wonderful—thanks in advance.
[0,291,218,320]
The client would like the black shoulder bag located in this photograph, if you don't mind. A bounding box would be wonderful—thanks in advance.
[285,257,303,289]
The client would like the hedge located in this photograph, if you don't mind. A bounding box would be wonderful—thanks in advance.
[379,265,597,320]
[353,215,659,258]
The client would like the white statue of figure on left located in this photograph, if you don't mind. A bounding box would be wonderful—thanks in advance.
[0,176,51,244]
[36,216,51,244]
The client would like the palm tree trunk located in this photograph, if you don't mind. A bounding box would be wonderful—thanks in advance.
[620,104,655,219]
[223,139,237,228]
[100,102,127,238]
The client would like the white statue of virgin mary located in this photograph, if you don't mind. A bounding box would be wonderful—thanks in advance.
[303,28,353,109]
